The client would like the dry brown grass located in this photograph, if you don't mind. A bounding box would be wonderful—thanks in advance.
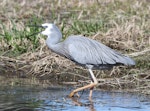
[0,0,150,94]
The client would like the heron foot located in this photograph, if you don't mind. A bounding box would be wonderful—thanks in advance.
[69,83,97,98]
[69,91,80,98]
[69,91,75,97]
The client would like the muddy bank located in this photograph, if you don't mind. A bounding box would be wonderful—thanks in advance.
[0,50,150,95]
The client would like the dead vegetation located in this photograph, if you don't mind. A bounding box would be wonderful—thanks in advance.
[0,0,150,94]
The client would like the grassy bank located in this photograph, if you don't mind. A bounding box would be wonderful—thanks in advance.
[0,0,150,94]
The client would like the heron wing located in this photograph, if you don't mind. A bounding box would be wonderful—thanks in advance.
[63,35,135,66]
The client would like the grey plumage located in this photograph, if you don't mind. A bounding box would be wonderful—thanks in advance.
[41,23,135,70]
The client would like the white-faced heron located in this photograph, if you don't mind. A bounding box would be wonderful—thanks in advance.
[40,23,135,98]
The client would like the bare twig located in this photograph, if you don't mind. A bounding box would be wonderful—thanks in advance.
[128,48,150,57]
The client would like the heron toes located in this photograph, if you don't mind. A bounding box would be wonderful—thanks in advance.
[69,91,75,97]
[69,91,80,98]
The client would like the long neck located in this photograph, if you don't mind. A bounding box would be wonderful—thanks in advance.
[46,31,62,49]
[46,34,64,56]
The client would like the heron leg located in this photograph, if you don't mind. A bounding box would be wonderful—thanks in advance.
[69,69,98,98]
[89,81,94,98]
[75,92,80,97]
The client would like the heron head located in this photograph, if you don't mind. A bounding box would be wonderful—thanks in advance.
[26,23,60,38]
[41,23,54,36]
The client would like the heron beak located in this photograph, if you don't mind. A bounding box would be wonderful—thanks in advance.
[25,24,45,38]
[27,25,44,29]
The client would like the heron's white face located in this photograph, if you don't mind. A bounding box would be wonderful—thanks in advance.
[41,23,53,36]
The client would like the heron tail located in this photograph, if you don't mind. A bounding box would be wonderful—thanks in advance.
[124,56,135,66]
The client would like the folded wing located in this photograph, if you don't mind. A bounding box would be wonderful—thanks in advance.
[63,35,135,67]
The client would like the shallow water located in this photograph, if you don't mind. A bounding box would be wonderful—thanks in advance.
[0,85,150,111]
